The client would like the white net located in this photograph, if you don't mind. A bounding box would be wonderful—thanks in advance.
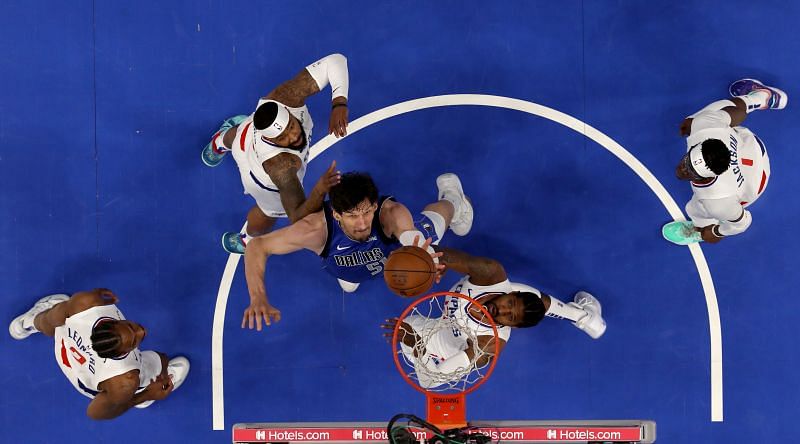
[394,293,498,393]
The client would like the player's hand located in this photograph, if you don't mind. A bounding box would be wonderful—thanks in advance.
[329,102,348,137]
[242,298,282,331]
[679,118,693,136]
[144,374,174,401]
[380,317,400,343]
[92,288,118,305]
[312,160,341,195]
[411,235,445,283]
[699,225,723,244]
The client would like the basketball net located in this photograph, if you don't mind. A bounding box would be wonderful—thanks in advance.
[391,291,500,429]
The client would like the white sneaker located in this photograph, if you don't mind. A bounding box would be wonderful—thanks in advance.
[729,78,788,110]
[436,173,473,236]
[9,294,70,340]
[135,356,190,409]
[570,291,606,339]
[338,279,360,293]
[168,356,190,391]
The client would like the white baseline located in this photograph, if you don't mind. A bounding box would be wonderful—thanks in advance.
[211,94,723,429]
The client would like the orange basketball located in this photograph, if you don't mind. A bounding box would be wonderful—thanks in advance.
[384,246,436,297]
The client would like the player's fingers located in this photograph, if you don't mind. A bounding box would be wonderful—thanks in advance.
[241,311,248,329]
[422,237,433,249]
[263,312,271,327]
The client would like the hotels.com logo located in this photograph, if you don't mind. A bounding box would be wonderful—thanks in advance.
[352,430,362,440]
[547,429,557,439]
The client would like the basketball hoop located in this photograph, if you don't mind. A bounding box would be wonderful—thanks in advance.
[391,291,500,429]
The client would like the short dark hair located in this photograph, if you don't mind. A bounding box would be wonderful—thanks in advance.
[701,139,731,175]
[91,321,123,358]
[515,292,547,328]
[329,172,379,213]
[253,101,279,131]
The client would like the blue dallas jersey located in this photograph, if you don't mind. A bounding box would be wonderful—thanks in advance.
[318,196,441,283]
[319,196,399,283]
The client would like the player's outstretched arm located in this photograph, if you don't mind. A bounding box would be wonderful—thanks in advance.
[265,157,341,223]
[381,200,444,276]
[86,371,173,420]
[435,247,507,286]
[266,54,348,104]
[242,212,327,331]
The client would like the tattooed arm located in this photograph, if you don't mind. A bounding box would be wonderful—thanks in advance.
[266,54,350,136]
[436,247,507,286]
[265,54,349,108]
[265,69,321,108]
[263,154,339,223]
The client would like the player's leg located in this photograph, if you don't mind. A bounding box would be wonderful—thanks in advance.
[9,294,71,339]
[541,290,606,339]
[415,173,473,241]
[201,115,249,167]
[221,205,279,255]
[729,78,788,111]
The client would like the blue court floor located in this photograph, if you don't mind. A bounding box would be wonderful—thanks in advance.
[1,1,799,442]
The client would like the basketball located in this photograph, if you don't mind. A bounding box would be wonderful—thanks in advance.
[384,246,436,297]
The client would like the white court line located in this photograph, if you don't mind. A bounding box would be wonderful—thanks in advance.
[211,94,723,429]
[211,227,244,431]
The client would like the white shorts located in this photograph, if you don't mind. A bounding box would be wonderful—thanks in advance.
[399,315,466,389]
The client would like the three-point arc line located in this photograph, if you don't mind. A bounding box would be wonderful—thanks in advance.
[211,94,723,430]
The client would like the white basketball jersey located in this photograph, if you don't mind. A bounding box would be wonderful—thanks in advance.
[53,305,151,399]
[688,123,768,205]
[402,277,513,384]
[446,276,513,342]
[234,100,314,192]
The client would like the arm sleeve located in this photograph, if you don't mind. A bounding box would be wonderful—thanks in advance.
[305,53,349,100]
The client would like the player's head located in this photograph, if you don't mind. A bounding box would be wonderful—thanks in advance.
[90,320,147,358]
[329,172,379,242]
[675,139,730,181]
[254,100,305,148]
[482,291,546,328]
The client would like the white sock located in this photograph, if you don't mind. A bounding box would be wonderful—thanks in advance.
[212,132,232,153]
[545,295,587,323]
[737,89,771,113]
[21,314,40,332]
[420,210,446,245]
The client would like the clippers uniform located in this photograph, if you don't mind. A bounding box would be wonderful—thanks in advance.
[230,100,313,218]
[401,277,521,388]
[686,110,770,235]
[53,304,161,399]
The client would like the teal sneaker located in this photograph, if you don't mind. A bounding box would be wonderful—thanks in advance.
[202,115,249,167]
[221,232,246,255]
[662,221,703,245]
